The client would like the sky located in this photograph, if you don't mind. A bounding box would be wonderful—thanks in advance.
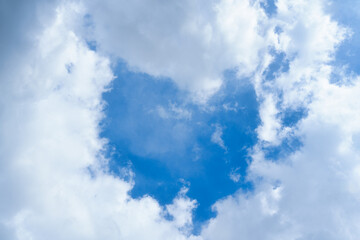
[1,0,360,239]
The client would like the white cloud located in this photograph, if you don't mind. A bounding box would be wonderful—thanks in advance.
[0,3,199,239]
[84,0,269,102]
[156,103,192,120]
[211,124,227,151]
[203,92,360,238]
[222,102,242,112]
[166,187,198,234]
[200,0,360,239]
[256,95,282,144]
[229,168,241,183]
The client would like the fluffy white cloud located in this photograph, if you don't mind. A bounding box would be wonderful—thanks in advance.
[84,0,268,102]
[0,3,199,239]
[200,0,360,239]
[256,95,282,143]
[166,187,198,234]
[202,83,360,239]
[254,0,349,144]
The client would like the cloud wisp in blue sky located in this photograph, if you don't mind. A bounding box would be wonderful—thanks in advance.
[1,0,360,239]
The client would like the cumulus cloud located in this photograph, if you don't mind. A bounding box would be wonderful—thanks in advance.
[0,3,198,239]
[256,95,282,143]
[2,0,360,239]
[84,0,268,102]
[202,87,360,238]
[166,187,198,234]
[200,0,360,239]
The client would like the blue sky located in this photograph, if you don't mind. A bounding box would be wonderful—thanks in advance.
[101,61,259,228]
[2,0,360,239]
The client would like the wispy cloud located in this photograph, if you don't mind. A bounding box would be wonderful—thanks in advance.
[211,124,227,151]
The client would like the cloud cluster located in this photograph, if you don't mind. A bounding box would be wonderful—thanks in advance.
[201,0,360,239]
[1,0,360,239]
[0,3,198,239]
[85,0,268,102]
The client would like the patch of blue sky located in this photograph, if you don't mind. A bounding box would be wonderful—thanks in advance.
[86,40,97,52]
[101,61,259,231]
[280,107,307,127]
[260,0,277,17]
[263,50,290,81]
[327,1,360,77]
[262,135,303,161]
[83,14,97,51]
